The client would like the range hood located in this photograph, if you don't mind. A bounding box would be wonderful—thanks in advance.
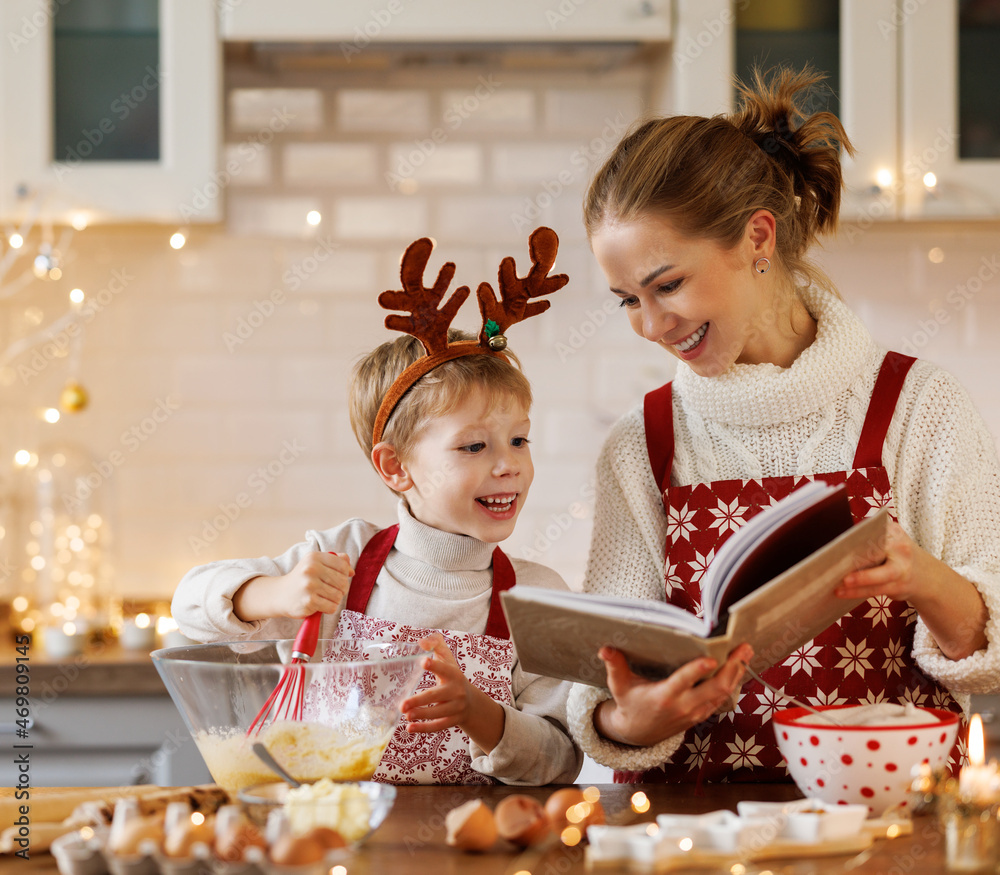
[219,0,672,45]
[224,39,660,74]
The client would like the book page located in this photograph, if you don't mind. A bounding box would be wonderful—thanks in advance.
[508,587,708,636]
[703,481,852,631]
[725,509,888,672]
[500,587,733,687]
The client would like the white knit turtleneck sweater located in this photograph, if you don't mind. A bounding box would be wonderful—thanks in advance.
[172,500,583,785]
[567,287,1000,772]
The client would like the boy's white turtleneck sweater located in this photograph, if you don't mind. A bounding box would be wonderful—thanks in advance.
[567,287,1000,772]
[172,500,583,785]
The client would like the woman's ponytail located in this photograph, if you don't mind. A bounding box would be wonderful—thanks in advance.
[584,65,854,297]
[732,66,855,246]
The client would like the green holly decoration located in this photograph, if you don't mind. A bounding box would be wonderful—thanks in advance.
[484,320,500,338]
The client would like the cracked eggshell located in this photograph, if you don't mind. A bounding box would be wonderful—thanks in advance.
[494,795,550,847]
[445,799,497,852]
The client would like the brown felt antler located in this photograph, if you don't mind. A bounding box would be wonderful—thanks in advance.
[373,227,567,446]
[475,226,569,346]
[377,237,471,356]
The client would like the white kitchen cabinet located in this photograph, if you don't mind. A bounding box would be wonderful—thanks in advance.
[900,1,1000,219]
[0,695,211,787]
[219,0,671,42]
[0,0,220,225]
[671,0,1000,222]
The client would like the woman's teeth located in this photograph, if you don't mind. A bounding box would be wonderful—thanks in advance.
[675,323,708,352]
[478,495,515,512]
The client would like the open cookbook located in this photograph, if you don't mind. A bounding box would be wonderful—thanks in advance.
[501,481,889,692]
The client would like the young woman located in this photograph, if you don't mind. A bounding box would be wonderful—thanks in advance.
[567,67,1000,783]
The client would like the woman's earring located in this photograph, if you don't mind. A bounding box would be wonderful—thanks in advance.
[754,257,770,274]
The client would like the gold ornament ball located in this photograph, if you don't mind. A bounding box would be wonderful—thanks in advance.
[60,382,89,412]
[487,334,508,351]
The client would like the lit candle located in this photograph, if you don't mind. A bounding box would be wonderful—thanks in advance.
[120,613,157,651]
[959,715,999,803]
[947,715,1000,870]
[43,621,84,659]
[156,615,195,649]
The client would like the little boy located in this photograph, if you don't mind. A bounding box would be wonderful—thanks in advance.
[172,228,583,785]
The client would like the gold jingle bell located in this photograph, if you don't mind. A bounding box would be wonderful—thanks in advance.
[60,381,89,413]
[487,334,508,351]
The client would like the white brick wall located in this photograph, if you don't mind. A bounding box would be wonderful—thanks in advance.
[386,142,483,186]
[229,88,325,132]
[333,196,430,240]
[336,89,430,132]
[283,143,379,186]
[439,87,536,130]
[2,59,1000,620]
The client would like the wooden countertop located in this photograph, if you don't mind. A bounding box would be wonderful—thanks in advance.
[11,783,954,874]
[0,639,164,697]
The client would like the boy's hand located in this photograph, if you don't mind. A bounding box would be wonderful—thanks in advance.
[282,552,354,618]
[401,633,472,733]
[400,633,507,753]
[234,552,354,622]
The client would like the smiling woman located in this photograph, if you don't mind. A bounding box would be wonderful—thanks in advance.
[566,65,1000,787]
[592,210,816,376]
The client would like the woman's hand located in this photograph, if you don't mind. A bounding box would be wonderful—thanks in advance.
[835,521,927,603]
[232,552,354,622]
[401,633,505,753]
[835,520,987,660]
[595,642,753,747]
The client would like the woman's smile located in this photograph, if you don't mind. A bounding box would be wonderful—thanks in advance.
[673,322,709,355]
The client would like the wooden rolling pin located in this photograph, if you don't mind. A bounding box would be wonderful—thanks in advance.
[0,784,228,831]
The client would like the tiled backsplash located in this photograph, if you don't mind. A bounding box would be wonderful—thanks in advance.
[1,54,999,603]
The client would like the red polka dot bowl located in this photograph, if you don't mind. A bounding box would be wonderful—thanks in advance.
[773,705,960,815]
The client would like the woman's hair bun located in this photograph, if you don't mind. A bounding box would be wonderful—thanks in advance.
[732,66,854,236]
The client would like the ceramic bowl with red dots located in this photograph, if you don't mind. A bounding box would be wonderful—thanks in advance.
[773,705,960,815]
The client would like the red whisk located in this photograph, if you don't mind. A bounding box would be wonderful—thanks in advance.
[246,611,322,735]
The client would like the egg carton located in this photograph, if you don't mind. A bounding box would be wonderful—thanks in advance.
[50,828,352,875]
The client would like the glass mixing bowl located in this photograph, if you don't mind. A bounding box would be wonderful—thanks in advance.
[152,638,425,795]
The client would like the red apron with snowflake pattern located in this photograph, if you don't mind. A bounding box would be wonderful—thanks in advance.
[617,351,965,784]
[333,524,515,785]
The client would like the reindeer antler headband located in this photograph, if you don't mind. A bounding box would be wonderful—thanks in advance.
[373,226,569,445]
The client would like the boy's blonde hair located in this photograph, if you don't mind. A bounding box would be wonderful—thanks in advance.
[349,328,533,468]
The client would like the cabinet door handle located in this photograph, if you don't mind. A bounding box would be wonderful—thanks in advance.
[0,718,34,734]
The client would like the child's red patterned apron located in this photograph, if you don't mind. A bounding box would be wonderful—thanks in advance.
[333,524,516,785]
[617,351,965,783]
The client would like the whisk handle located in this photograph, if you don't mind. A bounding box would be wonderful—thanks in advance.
[291,611,322,661]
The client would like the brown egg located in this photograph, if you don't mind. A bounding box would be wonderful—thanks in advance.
[494,794,550,847]
[544,788,605,836]
[108,815,165,856]
[445,799,497,852]
[214,820,267,862]
[543,788,585,832]
[270,833,328,866]
[306,825,347,849]
[163,814,215,858]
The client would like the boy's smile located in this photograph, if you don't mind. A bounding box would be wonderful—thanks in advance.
[398,389,532,543]
[477,493,516,516]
